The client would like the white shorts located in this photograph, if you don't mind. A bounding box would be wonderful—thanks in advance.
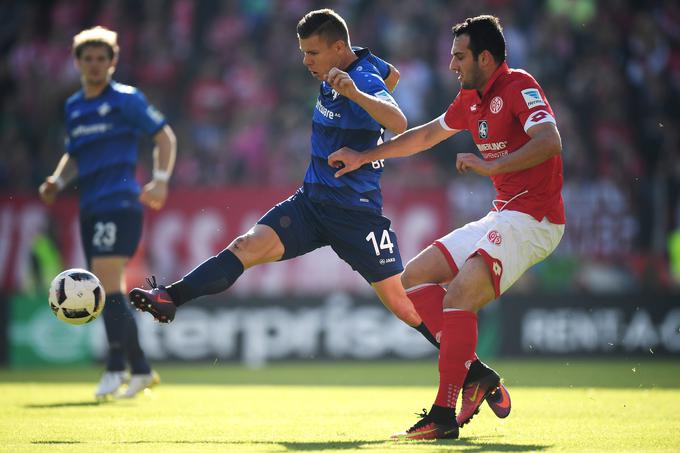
[433,210,564,297]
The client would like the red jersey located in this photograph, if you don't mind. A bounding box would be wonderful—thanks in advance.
[440,62,565,224]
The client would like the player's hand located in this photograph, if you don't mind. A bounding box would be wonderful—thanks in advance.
[456,153,496,176]
[326,68,358,99]
[328,147,364,178]
[139,180,168,210]
[38,178,60,205]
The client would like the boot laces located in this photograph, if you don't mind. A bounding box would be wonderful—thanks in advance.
[145,276,158,289]
[407,409,433,432]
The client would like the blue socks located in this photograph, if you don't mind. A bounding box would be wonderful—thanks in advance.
[102,292,151,374]
[166,248,244,306]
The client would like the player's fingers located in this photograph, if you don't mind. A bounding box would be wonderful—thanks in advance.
[326,68,339,83]
[41,192,56,205]
[139,192,151,206]
[334,167,350,178]
[330,75,344,90]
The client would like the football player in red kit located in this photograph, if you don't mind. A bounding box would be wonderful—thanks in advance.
[329,14,564,440]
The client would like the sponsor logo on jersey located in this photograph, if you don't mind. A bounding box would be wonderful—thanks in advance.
[487,230,502,245]
[71,123,112,137]
[379,257,396,265]
[315,99,341,120]
[146,105,165,124]
[478,120,488,139]
[374,89,396,106]
[524,109,556,130]
[70,110,81,119]
[490,96,503,114]
[476,141,507,152]
[97,102,111,116]
[484,150,509,159]
[521,88,546,108]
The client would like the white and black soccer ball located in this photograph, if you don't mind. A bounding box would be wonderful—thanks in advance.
[48,269,106,325]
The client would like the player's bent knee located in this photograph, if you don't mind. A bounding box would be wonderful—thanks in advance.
[229,228,283,265]
[401,264,430,289]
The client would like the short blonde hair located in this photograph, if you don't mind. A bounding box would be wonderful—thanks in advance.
[72,26,119,59]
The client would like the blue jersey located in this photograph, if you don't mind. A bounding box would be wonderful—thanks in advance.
[65,81,167,215]
[303,48,398,214]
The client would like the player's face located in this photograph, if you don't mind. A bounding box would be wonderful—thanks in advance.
[449,34,483,90]
[299,34,342,81]
[75,45,116,87]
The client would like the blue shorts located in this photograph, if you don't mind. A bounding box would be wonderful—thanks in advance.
[258,190,403,283]
[80,209,143,265]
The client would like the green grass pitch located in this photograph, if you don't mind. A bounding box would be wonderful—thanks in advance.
[1,359,679,452]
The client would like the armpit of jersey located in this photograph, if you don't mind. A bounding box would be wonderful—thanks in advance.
[522,109,556,133]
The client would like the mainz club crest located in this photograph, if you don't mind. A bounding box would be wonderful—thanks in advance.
[490,96,503,114]
[487,230,502,245]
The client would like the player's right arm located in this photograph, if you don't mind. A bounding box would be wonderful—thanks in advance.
[39,153,78,205]
[328,117,460,177]
[139,124,177,210]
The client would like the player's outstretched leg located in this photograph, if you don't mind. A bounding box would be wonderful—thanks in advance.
[391,407,459,440]
[129,248,245,322]
[457,360,511,427]
[129,276,176,323]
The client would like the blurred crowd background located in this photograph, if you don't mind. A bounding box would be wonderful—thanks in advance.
[1,0,679,293]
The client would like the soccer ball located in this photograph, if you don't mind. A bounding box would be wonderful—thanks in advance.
[48,269,106,325]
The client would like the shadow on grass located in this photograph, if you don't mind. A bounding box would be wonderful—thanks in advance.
[25,400,111,408]
[32,438,550,451]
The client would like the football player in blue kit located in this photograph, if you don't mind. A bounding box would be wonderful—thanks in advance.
[39,26,177,399]
[129,8,444,344]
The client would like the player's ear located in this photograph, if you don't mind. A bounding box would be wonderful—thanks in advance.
[333,39,346,53]
[110,54,119,72]
[479,49,495,68]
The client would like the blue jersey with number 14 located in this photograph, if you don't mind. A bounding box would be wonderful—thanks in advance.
[65,81,167,215]
[303,48,398,214]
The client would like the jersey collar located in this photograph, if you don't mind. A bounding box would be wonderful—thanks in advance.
[480,62,509,98]
[321,52,366,95]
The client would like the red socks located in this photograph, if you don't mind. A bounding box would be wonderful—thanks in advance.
[434,310,478,409]
[407,284,446,340]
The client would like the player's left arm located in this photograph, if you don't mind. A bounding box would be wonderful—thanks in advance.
[456,122,562,176]
[326,67,407,134]
[139,124,177,210]
[362,49,399,92]
[383,63,400,92]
